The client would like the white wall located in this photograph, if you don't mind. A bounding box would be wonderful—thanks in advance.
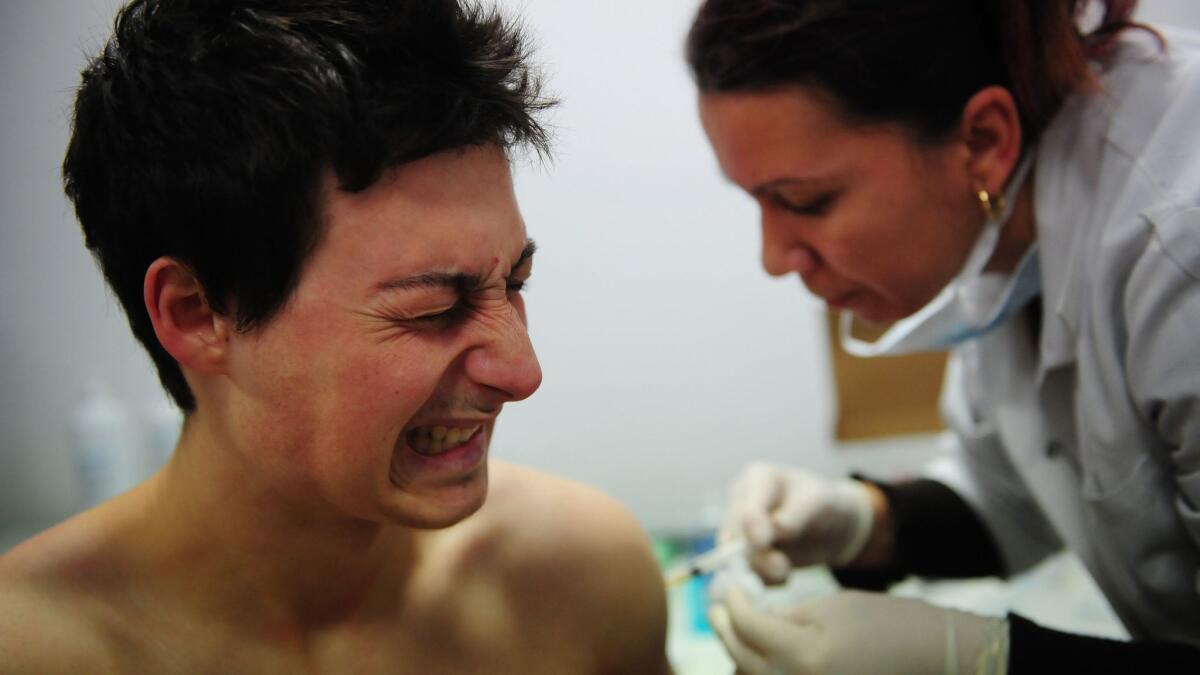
[3,0,1199,535]
[1,0,149,528]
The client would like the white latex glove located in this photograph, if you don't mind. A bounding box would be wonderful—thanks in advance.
[722,463,874,584]
[710,588,1009,675]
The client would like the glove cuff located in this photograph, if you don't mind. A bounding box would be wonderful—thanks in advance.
[945,610,1010,675]
[830,480,874,566]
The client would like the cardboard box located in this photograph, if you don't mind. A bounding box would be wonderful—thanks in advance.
[826,311,948,441]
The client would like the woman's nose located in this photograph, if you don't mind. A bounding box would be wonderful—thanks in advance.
[760,211,819,278]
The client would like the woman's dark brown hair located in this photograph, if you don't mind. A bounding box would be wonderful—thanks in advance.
[687,0,1155,144]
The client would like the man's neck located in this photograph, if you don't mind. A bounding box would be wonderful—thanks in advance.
[127,412,420,634]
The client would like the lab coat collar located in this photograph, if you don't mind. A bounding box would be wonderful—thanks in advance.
[1036,246,1083,385]
[1033,165,1086,387]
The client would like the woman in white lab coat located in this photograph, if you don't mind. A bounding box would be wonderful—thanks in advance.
[688,0,1200,671]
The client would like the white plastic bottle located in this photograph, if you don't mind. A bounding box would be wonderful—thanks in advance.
[68,379,143,509]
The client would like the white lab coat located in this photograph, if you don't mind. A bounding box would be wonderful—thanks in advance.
[926,27,1200,645]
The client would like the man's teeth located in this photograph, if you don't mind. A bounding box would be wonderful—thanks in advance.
[409,425,481,456]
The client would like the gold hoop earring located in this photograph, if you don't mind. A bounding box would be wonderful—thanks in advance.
[977,187,1006,220]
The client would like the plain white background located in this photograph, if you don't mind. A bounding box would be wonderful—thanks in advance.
[3,0,1199,536]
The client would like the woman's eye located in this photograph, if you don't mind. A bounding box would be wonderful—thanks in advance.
[776,194,832,217]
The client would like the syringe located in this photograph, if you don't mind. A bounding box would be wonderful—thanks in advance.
[663,539,747,588]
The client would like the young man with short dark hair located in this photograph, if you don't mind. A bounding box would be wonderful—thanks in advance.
[0,3,671,673]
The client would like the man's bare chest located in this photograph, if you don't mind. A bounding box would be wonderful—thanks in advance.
[97,597,597,675]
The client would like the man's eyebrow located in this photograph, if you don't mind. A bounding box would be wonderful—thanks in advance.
[374,238,537,293]
[375,271,483,293]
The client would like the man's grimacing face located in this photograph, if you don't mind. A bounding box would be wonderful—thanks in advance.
[220,145,542,529]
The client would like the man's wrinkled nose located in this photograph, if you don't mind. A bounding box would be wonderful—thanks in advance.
[464,307,543,402]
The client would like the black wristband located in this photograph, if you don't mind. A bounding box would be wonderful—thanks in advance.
[832,476,1005,589]
[1008,613,1200,673]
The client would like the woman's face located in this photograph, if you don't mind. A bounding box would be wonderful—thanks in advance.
[699,87,983,325]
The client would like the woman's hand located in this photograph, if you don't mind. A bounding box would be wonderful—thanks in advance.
[722,463,877,583]
[710,588,1010,675]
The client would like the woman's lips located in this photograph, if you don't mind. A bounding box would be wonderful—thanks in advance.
[824,290,858,309]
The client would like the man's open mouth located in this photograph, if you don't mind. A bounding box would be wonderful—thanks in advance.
[405,425,481,456]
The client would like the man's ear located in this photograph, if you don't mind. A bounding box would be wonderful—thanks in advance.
[143,257,231,375]
[958,85,1024,196]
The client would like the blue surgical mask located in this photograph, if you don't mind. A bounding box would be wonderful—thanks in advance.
[840,154,1041,357]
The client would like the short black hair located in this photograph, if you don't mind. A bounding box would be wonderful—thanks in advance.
[63,0,553,410]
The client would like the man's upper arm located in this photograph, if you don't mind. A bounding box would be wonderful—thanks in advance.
[582,494,673,675]
[0,580,105,675]
[540,482,673,675]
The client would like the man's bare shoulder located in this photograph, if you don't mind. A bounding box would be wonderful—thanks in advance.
[482,461,655,570]
[0,521,122,675]
[0,577,107,675]
[0,500,134,596]
[473,461,672,674]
